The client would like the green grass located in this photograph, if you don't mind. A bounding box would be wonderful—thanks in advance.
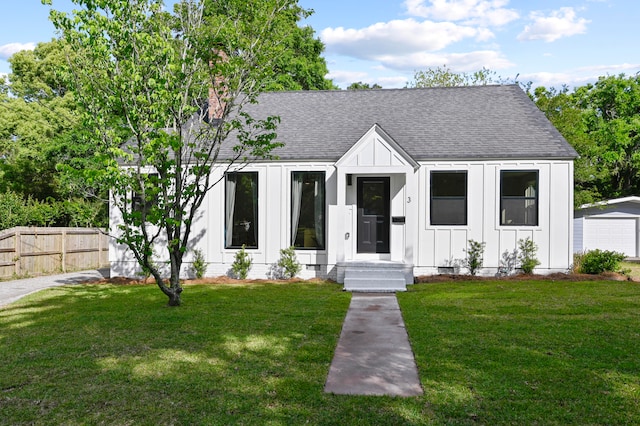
[398,280,640,425]
[620,260,640,280]
[0,280,639,424]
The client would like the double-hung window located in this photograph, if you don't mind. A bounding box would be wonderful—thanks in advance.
[500,170,538,226]
[225,172,258,248]
[430,171,467,225]
[291,171,325,249]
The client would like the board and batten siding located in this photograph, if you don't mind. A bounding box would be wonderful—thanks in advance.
[413,160,574,276]
[109,159,574,279]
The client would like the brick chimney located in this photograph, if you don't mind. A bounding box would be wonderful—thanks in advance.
[208,50,228,121]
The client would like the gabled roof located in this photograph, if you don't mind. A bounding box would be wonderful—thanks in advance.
[221,84,577,162]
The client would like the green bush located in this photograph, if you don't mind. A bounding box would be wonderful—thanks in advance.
[191,249,207,279]
[464,239,485,276]
[277,246,301,279]
[0,191,106,230]
[518,237,540,274]
[231,245,252,279]
[579,249,626,275]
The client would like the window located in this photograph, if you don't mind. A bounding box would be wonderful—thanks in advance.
[291,171,325,249]
[430,171,467,225]
[132,173,159,216]
[500,170,538,226]
[225,172,258,248]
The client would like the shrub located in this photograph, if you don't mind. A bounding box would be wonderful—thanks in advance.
[498,248,518,276]
[277,246,301,279]
[231,245,252,279]
[464,239,485,276]
[191,249,207,279]
[518,237,540,274]
[579,249,625,275]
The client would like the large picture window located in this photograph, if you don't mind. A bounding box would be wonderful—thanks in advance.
[291,171,325,249]
[500,170,538,226]
[430,171,467,225]
[225,172,258,248]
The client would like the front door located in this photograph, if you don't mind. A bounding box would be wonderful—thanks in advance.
[357,177,390,253]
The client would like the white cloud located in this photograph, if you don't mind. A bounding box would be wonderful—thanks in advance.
[326,70,409,89]
[376,76,411,88]
[522,63,640,88]
[518,7,590,42]
[326,70,370,84]
[0,42,36,60]
[404,0,519,27]
[378,49,514,72]
[322,19,493,59]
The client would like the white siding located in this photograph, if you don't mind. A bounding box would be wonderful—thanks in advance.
[110,158,575,279]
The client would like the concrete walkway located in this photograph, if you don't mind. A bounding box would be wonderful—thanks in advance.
[0,269,109,308]
[324,293,423,397]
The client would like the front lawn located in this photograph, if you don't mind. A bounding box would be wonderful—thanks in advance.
[0,279,638,424]
[399,280,640,425]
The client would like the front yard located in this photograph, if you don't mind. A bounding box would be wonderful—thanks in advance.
[0,279,638,424]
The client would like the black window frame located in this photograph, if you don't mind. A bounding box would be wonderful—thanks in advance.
[225,171,259,249]
[500,170,539,226]
[430,170,468,226]
[291,171,326,250]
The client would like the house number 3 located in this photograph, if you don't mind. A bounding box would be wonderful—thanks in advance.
[407,197,412,203]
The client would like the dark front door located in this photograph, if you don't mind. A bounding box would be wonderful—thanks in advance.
[357,177,390,253]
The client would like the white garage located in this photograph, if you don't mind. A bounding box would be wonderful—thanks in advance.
[574,196,640,257]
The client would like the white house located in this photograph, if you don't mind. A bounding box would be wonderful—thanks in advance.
[110,85,578,290]
[574,196,640,257]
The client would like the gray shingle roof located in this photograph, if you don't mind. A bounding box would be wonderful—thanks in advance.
[223,84,577,161]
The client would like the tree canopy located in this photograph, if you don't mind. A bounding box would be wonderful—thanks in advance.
[408,65,513,88]
[530,74,640,206]
[347,81,382,90]
[0,39,106,227]
[45,0,311,306]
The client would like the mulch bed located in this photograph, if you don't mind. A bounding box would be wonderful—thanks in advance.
[414,271,633,283]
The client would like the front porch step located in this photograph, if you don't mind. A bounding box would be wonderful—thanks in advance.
[341,262,413,292]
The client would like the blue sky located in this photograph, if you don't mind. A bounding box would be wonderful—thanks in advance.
[1,0,638,89]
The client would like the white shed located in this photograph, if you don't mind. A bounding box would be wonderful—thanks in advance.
[574,196,640,257]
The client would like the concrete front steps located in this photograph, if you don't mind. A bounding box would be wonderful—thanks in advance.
[339,261,413,292]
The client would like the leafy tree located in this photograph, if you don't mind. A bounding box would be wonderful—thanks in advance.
[529,85,601,206]
[530,74,640,205]
[575,74,640,199]
[0,39,107,224]
[347,81,382,90]
[408,65,513,88]
[203,0,334,91]
[46,0,288,306]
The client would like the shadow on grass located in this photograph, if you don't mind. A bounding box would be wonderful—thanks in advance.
[0,283,431,425]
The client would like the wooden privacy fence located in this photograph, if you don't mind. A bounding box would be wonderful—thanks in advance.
[0,227,109,279]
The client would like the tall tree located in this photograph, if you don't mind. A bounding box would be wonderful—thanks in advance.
[576,74,640,199]
[0,40,106,226]
[45,0,290,306]
[203,1,334,91]
[530,75,640,205]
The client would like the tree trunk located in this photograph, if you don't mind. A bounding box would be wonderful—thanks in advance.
[166,287,183,307]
